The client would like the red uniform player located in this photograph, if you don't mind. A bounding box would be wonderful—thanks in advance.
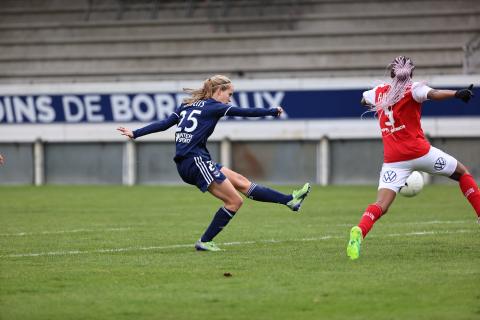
[346,56,479,260]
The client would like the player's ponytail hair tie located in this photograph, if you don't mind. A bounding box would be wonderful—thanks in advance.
[374,56,415,113]
[183,75,232,105]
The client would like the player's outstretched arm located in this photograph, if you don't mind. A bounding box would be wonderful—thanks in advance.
[455,84,474,103]
[225,106,282,118]
[428,84,474,103]
[0,154,4,165]
[360,97,373,107]
[117,113,179,139]
[117,127,134,139]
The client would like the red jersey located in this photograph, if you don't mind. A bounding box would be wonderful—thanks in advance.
[363,82,432,163]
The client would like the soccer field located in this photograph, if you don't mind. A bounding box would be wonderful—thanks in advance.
[1,185,479,320]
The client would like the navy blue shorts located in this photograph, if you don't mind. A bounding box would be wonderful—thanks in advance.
[176,156,226,192]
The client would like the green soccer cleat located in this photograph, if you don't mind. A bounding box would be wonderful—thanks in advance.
[286,183,311,212]
[346,226,363,260]
[195,240,222,252]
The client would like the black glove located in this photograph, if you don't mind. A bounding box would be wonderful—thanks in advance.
[455,84,474,103]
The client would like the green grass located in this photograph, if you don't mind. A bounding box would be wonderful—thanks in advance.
[1,185,479,320]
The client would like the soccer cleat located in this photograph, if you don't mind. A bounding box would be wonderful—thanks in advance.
[195,240,222,252]
[346,226,363,260]
[286,182,311,212]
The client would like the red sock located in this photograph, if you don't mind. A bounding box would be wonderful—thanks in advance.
[459,173,480,217]
[358,204,383,238]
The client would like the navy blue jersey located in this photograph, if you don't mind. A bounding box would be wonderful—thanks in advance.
[133,98,279,162]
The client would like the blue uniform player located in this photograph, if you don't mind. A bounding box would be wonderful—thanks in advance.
[118,75,310,251]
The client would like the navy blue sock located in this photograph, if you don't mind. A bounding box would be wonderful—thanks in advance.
[200,207,236,242]
[246,183,293,205]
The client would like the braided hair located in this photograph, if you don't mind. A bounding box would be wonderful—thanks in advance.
[375,56,415,112]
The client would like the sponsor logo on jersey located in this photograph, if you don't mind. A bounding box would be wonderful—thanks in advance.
[175,132,193,143]
[381,124,406,134]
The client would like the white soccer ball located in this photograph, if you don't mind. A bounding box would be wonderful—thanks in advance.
[399,171,424,197]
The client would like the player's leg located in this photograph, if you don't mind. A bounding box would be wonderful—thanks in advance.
[347,188,397,260]
[417,146,480,222]
[195,179,243,251]
[359,165,408,237]
[347,164,409,260]
[220,166,311,211]
[358,188,396,236]
[449,161,469,181]
[220,166,292,204]
[177,157,242,251]
[451,162,480,222]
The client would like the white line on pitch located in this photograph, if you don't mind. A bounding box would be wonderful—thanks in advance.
[1,229,475,259]
[0,227,131,237]
[335,220,472,227]
[383,229,474,237]
[1,220,470,237]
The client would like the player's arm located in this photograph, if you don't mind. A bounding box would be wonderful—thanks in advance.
[427,89,456,100]
[117,113,179,139]
[427,84,474,103]
[361,88,376,107]
[0,154,4,165]
[360,97,370,107]
[223,106,282,117]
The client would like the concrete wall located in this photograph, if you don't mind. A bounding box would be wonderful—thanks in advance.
[0,143,33,184]
[44,142,123,184]
[1,138,479,186]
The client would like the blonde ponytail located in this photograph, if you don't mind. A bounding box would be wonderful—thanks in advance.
[183,75,232,105]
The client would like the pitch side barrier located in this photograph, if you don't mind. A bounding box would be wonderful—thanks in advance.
[0,76,478,185]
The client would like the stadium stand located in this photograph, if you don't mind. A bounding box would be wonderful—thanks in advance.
[0,0,479,82]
